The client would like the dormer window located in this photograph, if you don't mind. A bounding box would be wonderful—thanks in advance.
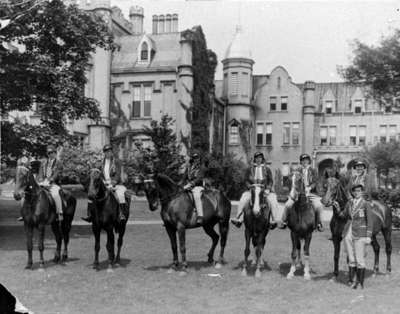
[354,99,362,113]
[140,42,148,61]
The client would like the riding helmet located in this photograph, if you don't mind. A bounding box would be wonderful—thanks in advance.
[351,183,365,191]
[299,153,311,162]
[253,151,265,161]
[353,160,367,169]
[103,144,113,152]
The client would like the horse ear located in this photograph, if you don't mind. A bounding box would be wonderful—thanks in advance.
[335,171,340,180]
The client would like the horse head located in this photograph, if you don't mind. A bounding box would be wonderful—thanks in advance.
[88,168,105,201]
[142,174,160,211]
[14,165,35,201]
[143,173,180,211]
[321,176,348,214]
[250,184,264,216]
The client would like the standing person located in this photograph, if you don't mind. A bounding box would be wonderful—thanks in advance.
[180,152,205,225]
[230,152,277,229]
[37,145,64,221]
[342,184,373,289]
[279,153,324,231]
[81,144,127,223]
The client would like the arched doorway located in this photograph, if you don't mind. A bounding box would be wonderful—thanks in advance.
[318,158,334,177]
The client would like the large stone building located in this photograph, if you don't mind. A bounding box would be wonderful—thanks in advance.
[217,25,400,182]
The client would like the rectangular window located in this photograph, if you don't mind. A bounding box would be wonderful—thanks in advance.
[380,125,387,143]
[283,122,290,145]
[292,122,300,145]
[359,125,366,145]
[144,85,152,117]
[256,123,263,145]
[270,97,277,111]
[229,125,239,144]
[389,125,397,142]
[349,126,357,145]
[325,100,333,114]
[266,123,272,145]
[320,126,328,146]
[281,96,288,111]
[354,99,362,113]
[329,126,337,145]
[231,72,238,95]
[132,86,141,118]
[241,72,248,96]
[282,162,290,188]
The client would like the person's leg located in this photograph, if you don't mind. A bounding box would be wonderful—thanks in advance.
[344,232,357,286]
[231,191,251,228]
[354,238,367,289]
[81,200,93,222]
[50,185,63,221]
[192,186,204,224]
[310,194,324,231]
[115,185,127,222]
[278,198,294,228]
[266,192,278,228]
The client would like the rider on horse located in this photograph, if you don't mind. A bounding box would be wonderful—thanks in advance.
[347,160,372,200]
[279,153,324,231]
[179,152,205,225]
[230,151,278,228]
[82,144,127,223]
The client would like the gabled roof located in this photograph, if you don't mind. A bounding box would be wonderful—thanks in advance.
[112,32,181,72]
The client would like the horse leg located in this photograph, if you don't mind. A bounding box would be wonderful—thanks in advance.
[255,235,265,278]
[51,221,62,264]
[287,232,297,279]
[93,226,100,270]
[203,223,219,265]
[331,237,341,281]
[382,228,392,274]
[242,228,251,277]
[165,224,178,272]
[177,225,187,275]
[24,223,33,270]
[371,234,380,276]
[106,227,115,272]
[115,223,126,265]
[38,224,45,270]
[303,234,312,280]
[61,218,72,262]
[216,221,229,268]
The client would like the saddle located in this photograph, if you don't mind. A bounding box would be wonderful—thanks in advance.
[249,186,267,208]
[186,189,218,212]
[40,186,68,210]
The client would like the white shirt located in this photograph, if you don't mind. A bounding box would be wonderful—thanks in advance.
[254,165,264,181]
[104,158,111,182]
[302,165,310,187]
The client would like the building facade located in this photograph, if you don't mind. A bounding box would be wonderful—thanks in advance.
[219,26,400,181]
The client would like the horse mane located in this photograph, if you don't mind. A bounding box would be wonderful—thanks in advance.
[336,181,349,209]
[156,173,180,195]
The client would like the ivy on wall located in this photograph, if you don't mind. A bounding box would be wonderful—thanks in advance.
[239,119,253,162]
[181,26,218,155]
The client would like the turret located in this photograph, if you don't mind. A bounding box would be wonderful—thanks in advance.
[129,6,144,35]
[303,81,316,154]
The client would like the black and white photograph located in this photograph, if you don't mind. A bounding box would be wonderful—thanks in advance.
[1,0,400,313]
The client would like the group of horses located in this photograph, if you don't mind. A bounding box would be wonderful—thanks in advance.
[13,165,392,282]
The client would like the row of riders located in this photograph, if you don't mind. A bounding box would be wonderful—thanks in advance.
[14,144,391,290]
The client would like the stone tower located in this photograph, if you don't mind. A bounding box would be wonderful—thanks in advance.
[129,6,144,34]
[303,81,316,156]
[222,25,254,160]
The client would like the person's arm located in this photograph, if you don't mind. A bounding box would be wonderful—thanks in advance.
[308,168,317,191]
[49,160,62,183]
[37,160,44,182]
[339,201,351,219]
[265,166,273,191]
[111,159,122,185]
[365,201,373,239]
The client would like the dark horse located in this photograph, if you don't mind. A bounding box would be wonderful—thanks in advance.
[241,184,272,278]
[286,170,316,280]
[143,173,231,273]
[321,176,392,281]
[13,165,76,270]
[87,168,130,271]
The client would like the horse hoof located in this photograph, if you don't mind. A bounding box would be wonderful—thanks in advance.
[329,276,337,283]
[255,269,261,278]
[25,264,33,270]
[287,273,294,279]
[179,270,187,277]
[53,257,60,264]
[93,264,99,271]
[215,263,222,270]
[167,268,176,274]
[304,273,311,280]
[251,260,256,267]
[38,266,45,272]
[62,255,68,262]
[241,269,247,277]
[107,267,114,273]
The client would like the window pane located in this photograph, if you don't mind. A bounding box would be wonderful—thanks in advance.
[350,126,357,136]
[231,72,238,95]
[329,126,336,145]
[320,126,327,145]
[266,123,272,145]
[133,101,140,117]
[292,122,300,145]
[256,123,263,145]
[270,97,276,111]
[326,100,333,114]
[141,42,148,60]
[389,125,397,142]
[241,72,248,96]
[281,96,288,111]
[133,86,140,100]
[144,86,152,116]
[354,99,362,113]
[283,123,290,144]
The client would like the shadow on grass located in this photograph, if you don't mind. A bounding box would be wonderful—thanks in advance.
[85,258,131,271]
[144,260,217,272]
[313,268,376,286]
[278,262,317,278]
[25,257,81,271]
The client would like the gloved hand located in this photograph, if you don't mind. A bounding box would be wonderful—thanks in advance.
[364,237,372,245]
[183,183,192,190]
[264,189,270,195]
[305,187,311,196]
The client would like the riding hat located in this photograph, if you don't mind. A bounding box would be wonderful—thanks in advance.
[46,145,56,153]
[353,160,367,169]
[351,183,365,191]
[103,144,112,152]
[254,152,265,161]
[299,153,311,162]
[191,152,200,159]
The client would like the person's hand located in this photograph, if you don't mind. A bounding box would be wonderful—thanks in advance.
[305,187,311,196]
[183,183,192,190]
[364,237,372,245]
[265,189,270,195]
[111,180,117,187]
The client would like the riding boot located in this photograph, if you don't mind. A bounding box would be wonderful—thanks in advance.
[81,201,93,223]
[348,266,356,286]
[358,268,365,289]
[118,203,127,223]
[351,267,359,289]
[230,213,243,228]
[316,209,324,232]
[278,206,289,229]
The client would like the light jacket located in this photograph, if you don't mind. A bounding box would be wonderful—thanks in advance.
[341,198,373,239]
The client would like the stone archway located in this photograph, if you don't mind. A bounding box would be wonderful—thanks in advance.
[318,158,334,177]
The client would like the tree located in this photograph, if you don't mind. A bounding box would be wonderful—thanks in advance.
[362,141,400,172]
[339,29,400,110]
[0,0,113,162]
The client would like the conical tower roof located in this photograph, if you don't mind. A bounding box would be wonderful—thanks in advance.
[224,25,252,60]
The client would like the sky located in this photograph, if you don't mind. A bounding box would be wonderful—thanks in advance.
[110,0,400,83]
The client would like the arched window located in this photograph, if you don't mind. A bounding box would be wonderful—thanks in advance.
[277,77,281,89]
[140,42,148,61]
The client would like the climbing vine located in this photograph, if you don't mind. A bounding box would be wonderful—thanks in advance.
[239,119,253,162]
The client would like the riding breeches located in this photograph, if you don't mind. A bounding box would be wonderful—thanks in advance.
[49,184,62,215]
[192,186,204,217]
[114,185,127,204]
[344,225,368,269]
[281,193,323,222]
[236,190,277,222]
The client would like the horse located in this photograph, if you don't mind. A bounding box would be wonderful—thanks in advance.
[241,184,272,278]
[87,168,130,271]
[321,176,392,280]
[286,170,316,280]
[13,165,76,270]
[142,173,231,273]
